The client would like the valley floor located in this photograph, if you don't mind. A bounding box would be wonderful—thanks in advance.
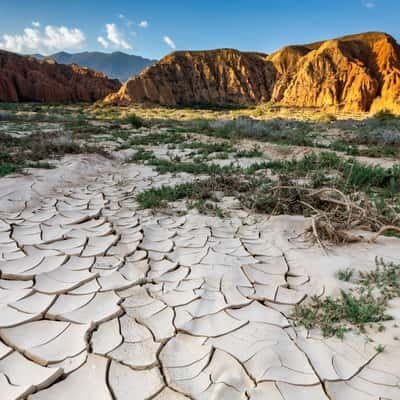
[0,104,399,399]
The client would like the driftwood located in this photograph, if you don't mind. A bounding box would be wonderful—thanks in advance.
[369,226,400,243]
[187,175,399,248]
[267,184,399,247]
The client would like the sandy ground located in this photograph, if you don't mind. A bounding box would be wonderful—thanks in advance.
[0,152,399,400]
[189,132,399,168]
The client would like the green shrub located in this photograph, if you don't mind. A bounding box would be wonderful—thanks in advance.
[373,109,398,121]
[125,113,146,128]
[0,163,19,177]
[294,260,400,338]
[137,182,203,208]
[337,268,354,282]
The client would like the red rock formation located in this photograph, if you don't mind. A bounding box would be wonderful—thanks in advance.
[0,50,121,102]
[105,49,276,106]
[105,32,400,113]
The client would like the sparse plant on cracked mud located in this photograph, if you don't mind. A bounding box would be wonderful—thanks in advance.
[294,260,400,338]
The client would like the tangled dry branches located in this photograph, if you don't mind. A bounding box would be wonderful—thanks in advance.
[266,185,400,247]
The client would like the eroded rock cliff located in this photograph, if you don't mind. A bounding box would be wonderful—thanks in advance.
[106,49,276,106]
[106,32,400,112]
[0,50,121,102]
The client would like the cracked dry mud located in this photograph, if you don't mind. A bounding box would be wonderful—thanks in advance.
[0,154,399,400]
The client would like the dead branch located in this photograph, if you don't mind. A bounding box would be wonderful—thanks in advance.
[369,226,400,243]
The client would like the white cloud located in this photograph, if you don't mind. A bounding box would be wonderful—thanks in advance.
[0,25,86,54]
[42,26,85,49]
[362,0,376,8]
[32,21,40,27]
[163,36,176,49]
[138,20,149,28]
[105,23,132,49]
[118,14,125,19]
[97,36,109,48]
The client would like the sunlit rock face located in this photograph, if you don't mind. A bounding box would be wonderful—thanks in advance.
[106,48,277,107]
[106,32,400,113]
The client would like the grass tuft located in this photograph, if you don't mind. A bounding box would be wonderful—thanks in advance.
[337,268,354,282]
[124,113,146,128]
[294,260,400,338]
[136,182,204,208]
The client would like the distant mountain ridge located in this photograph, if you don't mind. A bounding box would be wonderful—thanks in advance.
[105,31,400,113]
[34,51,156,83]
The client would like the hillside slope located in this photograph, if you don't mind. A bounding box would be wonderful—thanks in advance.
[106,32,400,112]
[0,51,121,102]
[106,49,276,106]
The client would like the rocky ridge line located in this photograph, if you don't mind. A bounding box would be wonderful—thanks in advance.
[105,32,400,112]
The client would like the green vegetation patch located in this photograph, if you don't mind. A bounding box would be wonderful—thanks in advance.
[136,175,254,210]
[0,131,109,178]
[180,141,235,156]
[235,147,264,158]
[336,268,355,282]
[0,163,20,177]
[136,182,203,209]
[123,113,147,129]
[134,152,400,244]
[119,132,187,148]
[196,118,318,147]
[262,152,400,194]
[0,161,54,177]
[149,159,238,175]
[294,260,400,338]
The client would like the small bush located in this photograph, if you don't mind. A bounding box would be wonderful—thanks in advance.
[120,132,186,148]
[137,182,207,208]
[0,131,110,177]
[128,149,156,163]
[201,117,316,146]
[294,260,400,338]
[0,163,19,177]
[150,159,237,175]
[373,109,398,121]
[235,147,264,158]
[359,260,400,300]
[182,141,235,156]
[125,113,146,129]
[294,290,391,338]
[337,268,354,282]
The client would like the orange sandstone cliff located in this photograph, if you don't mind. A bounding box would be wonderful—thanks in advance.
[106,32,400,112]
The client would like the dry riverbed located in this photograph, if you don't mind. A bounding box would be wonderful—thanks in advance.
[0,104,399,399]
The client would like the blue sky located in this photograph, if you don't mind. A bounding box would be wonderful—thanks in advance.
[0,0,399,59]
